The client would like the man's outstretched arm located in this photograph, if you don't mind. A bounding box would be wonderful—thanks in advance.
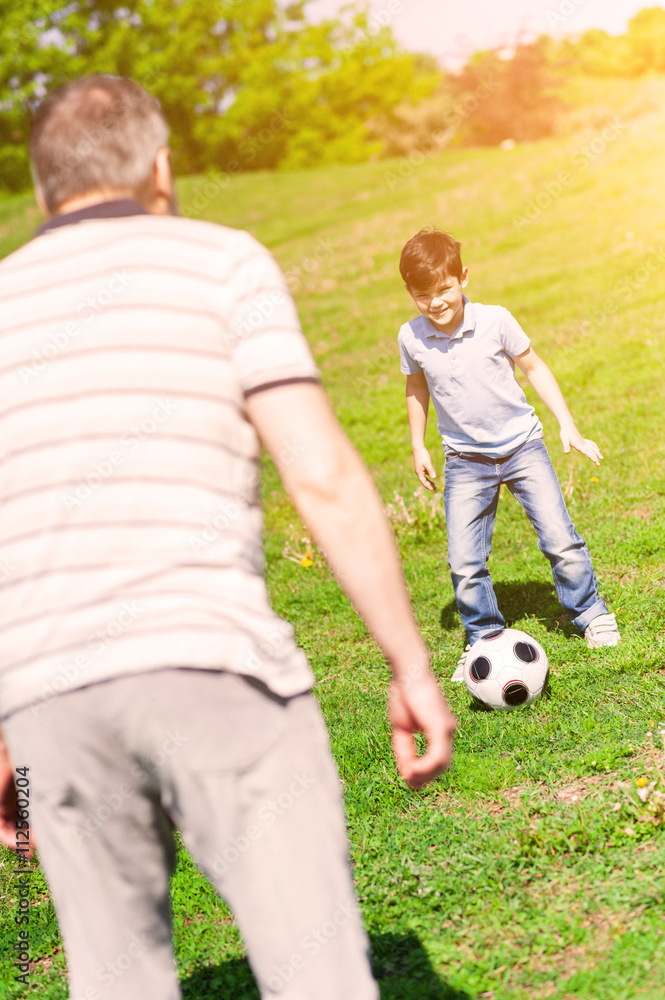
[245,382,455,787]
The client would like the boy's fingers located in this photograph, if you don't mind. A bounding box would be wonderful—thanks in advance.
[416,467,435,490]
[582,439,602,465]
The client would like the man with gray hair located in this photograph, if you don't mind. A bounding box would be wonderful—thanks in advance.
[0,75,455,1000]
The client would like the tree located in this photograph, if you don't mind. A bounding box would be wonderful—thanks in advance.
[0,0,435,193]
[450,38,565,146]
[0,0,70,191]
[625,6,665,74]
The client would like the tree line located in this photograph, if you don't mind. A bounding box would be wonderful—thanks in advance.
[1,1,664,195]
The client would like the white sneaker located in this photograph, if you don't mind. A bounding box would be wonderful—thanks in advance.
[584,612,620,648]
[451,645,470,682]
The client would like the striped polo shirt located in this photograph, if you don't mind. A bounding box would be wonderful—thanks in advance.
[0,200,319,717]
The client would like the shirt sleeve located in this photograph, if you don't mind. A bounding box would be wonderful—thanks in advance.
[500,308,531,358]
[398,323,422,375]
[227,234,320,396]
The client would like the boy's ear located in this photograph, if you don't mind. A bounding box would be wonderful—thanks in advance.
[461,267,469,287]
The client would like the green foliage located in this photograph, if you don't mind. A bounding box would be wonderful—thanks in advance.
[0,0,66,192]
[0,0,434,192]
[627,6,665,73]
[555,6,665,79]
[5,2,665,196]
[375,7,665,155]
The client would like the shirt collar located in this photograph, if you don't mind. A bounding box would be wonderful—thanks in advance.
[35,199,149,237]
[425,296,476,340]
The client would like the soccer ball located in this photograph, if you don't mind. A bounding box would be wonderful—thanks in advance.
[463,628,549,711]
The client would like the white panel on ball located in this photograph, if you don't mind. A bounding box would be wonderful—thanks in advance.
[463,628,549,711]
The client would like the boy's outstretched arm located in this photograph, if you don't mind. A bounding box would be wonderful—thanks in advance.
[513,347,603,466]
[406,371,437,490]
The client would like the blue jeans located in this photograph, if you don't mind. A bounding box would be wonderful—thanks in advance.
[443,438,607,643]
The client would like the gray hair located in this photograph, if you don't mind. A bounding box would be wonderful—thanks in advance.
[30,75,170,213]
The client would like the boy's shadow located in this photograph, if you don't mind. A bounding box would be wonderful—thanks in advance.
[181,930,471,999]
[439,579,576,638]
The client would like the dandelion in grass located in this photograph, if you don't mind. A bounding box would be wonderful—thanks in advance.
[282,524,321,569]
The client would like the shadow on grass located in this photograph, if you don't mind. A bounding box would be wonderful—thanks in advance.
[181,930,470,999]
[439,579,577,638]
[371,930,471,999]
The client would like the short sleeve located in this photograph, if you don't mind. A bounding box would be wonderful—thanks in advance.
[500,308,531,358]
[228,236,320,396]
[398,324,423,375]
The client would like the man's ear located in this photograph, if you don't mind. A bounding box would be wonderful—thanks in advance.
[153,148,172,195]
[34,185,50,220]
[150,147,177,215]
[460,266,469,288]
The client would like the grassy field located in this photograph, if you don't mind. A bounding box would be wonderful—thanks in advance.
[2,92,665,999]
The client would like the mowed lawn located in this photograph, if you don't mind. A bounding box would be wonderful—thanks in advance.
[1,97,665,999]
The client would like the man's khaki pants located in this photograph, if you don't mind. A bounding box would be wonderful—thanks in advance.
[3,669,379,1000]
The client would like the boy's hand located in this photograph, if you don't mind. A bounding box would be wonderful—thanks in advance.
[413,447,437,490]
[560,426,603,467]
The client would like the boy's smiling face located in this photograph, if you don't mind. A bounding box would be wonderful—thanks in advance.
[408,266,469,335]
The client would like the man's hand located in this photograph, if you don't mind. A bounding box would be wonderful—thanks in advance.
[389,671,456,788]
[560,425,603,467]
[0,738,35,858]
[413,446,437,491]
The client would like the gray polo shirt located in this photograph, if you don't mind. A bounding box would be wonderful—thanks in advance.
[398,298,543,458]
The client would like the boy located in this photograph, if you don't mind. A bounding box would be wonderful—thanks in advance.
[397,229,619,680]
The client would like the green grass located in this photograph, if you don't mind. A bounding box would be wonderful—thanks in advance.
[2,93,665,998]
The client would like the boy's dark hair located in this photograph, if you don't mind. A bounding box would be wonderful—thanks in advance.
[399,229,463,288]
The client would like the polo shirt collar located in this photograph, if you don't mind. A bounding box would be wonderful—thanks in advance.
[35,198,149,237]
[425,296,476,340]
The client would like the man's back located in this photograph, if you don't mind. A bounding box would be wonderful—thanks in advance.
[0,205,318,715]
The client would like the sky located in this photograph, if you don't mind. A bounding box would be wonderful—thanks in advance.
[307,0,664,67]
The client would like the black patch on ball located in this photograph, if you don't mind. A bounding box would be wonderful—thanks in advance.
[503,681,529,706]
[483,629,505,641]
[514,641,538,663]
[469,656,492,681]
